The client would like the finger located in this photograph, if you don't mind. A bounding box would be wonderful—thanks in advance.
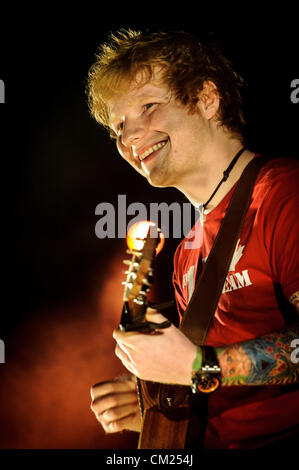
[144,309,169,324]
[91,391,138,416]
[113,329,140,349]
[101,411,141,434]
[115,344,137,375]
[100,403,139,425]
[146,307,158,313]
[90,377,136,400]
[115,343,134,363]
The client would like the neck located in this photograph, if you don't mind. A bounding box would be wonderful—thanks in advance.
[179,140,255,210]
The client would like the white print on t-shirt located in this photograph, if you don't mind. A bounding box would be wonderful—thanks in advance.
[222,238,252,293]
[183,239,252,301]
[228,239,244,271]
[222,269,252,293]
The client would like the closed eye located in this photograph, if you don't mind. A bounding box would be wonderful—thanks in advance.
[144,103,156,111]
[113,103,157,137]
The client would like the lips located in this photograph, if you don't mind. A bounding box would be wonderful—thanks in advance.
[138,139,168,161]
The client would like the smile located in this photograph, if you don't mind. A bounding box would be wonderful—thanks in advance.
[139,140,168,161]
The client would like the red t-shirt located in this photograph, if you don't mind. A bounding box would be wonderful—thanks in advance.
[173,156,299,449]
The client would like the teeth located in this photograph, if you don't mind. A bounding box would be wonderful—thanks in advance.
[139,140,167,161]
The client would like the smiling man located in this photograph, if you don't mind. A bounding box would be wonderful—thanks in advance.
[87,30,299,449]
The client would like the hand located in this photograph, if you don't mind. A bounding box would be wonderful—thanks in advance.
[113,308,197,385]
[90,375,141,433]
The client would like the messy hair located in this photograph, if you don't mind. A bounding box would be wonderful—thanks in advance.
[87,29,246,142]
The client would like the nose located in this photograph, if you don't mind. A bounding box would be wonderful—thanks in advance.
[121,116,146,149]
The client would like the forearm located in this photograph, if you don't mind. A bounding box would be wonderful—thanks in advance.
[216,320,299,386]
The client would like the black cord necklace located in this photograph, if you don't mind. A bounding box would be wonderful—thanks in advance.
[198,146,246,222]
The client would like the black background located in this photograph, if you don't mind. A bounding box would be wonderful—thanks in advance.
[1,10,298,330]
[0,5,298,450]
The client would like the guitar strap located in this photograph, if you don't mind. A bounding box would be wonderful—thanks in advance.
[179,155,270,447]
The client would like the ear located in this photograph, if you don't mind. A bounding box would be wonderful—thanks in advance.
[196,80,220,120]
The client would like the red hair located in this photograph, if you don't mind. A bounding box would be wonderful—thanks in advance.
[87,29,246,142]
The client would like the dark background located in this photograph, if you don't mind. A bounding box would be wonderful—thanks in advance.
[0,7,298,449]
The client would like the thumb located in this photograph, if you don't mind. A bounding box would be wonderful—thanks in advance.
[145,307,169,324]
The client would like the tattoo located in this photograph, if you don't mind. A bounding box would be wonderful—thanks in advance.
[217,321,299,386]
[289,291,299,310]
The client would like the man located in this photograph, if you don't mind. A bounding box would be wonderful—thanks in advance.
[87,30,299,449]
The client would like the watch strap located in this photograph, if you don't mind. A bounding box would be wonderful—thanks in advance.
[201,346,220,371]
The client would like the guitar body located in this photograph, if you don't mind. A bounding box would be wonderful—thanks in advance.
[138,404,191,449]
[137,380,208,449]
[136,378,192,448]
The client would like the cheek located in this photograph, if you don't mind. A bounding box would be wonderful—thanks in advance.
[167,114,201,145]
[149,103,179,134]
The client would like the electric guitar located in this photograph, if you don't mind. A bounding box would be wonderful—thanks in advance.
[119,222,191,449]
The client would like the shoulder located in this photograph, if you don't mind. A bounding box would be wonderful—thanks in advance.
[253,156,298,205]
[256,156,298,190]
[251,157,299,256]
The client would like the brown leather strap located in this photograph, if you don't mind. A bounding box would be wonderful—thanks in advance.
[180,156,270,345]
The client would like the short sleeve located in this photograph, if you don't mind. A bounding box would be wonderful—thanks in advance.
[261,162,299,301]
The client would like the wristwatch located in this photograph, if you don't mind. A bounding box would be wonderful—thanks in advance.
[191,346,222,394]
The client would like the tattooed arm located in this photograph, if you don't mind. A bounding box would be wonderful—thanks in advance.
[289,291,299,312]
[112,295,299,387]
[216,292,299,386]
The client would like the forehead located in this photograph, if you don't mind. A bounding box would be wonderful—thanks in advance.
[108,75,170,123]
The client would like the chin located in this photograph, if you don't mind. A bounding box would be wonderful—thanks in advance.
[147,174,171,188]
[145,165,174,188]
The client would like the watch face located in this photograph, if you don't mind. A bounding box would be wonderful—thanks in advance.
[197,375,221,393]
